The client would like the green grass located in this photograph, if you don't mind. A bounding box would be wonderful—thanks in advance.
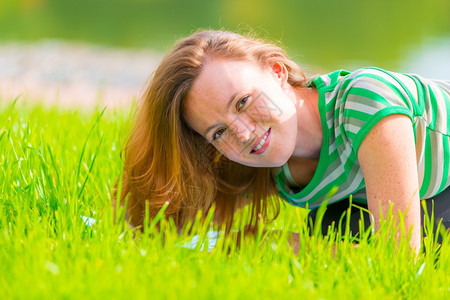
[0,99,449,299]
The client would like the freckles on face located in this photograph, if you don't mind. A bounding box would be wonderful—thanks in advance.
[182,58,298,167]
[183,58,263,140]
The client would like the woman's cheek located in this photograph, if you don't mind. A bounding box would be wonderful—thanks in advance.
[216,136,243,159]
[247,104,272,124]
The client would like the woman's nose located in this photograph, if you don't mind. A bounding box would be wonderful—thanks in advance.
[230,118,255,143]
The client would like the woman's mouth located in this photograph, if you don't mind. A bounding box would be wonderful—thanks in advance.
[250,128,271,154]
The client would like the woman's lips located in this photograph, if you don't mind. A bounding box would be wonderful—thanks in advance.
[250,128,271,154]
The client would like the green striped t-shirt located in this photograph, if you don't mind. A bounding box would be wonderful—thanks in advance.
[274,67,450,209]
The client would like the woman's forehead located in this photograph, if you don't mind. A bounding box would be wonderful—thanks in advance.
[190,58,264,101]
[182,58,271,134]
[182,61,239,133]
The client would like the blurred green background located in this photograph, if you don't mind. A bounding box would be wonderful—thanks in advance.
[1,0,449,76]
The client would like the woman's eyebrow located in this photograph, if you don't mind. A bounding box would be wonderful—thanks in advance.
[203,92,239,136]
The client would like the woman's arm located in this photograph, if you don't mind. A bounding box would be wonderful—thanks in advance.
[358,114,421,253]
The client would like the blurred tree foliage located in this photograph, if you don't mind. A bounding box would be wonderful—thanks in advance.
[0,0,449,70]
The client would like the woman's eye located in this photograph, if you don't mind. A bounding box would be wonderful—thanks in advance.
[236,96,249,111]
[212,128,226,141]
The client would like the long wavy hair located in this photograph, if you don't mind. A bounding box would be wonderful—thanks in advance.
[115,30,308,232]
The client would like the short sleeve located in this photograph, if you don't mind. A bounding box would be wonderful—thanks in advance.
[339,68,415,154]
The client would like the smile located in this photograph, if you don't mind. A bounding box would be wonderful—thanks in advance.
[250,128,271,154]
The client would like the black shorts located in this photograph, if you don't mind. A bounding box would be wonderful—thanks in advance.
[308,186,450,242]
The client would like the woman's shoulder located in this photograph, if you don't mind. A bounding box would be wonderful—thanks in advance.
[311,67,401,91]
[341,67,403,86]
[323,67,418,102]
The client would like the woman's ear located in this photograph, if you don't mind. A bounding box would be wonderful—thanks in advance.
[270,61,288,87]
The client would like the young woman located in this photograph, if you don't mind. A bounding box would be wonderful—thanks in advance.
[117,30,450,252]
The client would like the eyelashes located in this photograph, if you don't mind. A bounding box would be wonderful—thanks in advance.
[211,95,250,141]
[212,128,225,141]
[236,96,249,111]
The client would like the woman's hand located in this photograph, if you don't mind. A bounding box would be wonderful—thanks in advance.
[358,114,421,253]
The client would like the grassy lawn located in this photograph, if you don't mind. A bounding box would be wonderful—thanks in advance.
[0,100,449,299]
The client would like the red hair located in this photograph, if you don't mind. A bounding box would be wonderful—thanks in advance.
[115,30,308,232]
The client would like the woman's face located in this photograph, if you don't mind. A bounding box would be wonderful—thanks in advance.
[183,58,298,167]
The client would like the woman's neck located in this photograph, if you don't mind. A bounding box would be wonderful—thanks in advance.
[291,86,322,159]
[287,156,319,187]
